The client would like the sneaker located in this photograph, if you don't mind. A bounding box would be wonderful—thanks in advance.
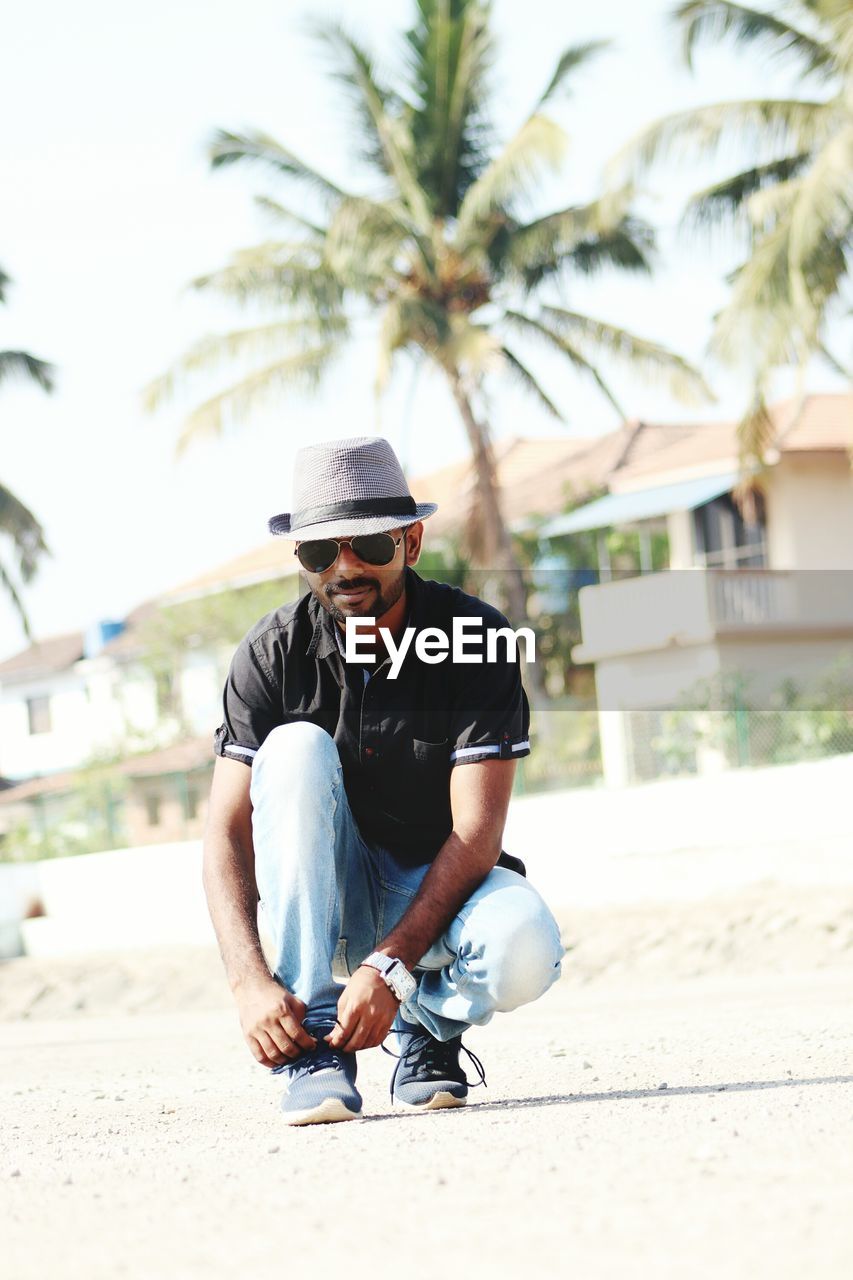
[273,1026,362,1125]
[386,1020,486,1111]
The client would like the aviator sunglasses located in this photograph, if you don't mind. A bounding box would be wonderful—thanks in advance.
[295,531,404,574]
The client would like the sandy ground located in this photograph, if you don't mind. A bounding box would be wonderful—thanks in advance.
[2,887,853,1280]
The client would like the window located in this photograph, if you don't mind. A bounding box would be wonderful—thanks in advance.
[145,794,161,827]
[26,696,52,735]
[693,491,766,568]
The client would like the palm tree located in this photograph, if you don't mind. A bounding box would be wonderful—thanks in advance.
[608,0,853,469]
[148,0,709,628]
[0,266,52,638]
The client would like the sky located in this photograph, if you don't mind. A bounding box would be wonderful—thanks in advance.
[1,0,844,659]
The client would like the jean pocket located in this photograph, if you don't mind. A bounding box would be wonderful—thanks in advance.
[332,935,349,979]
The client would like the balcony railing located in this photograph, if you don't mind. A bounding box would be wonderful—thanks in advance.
[574,569,853,663]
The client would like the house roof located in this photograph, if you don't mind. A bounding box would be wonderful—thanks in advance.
[542,471,739,536]
[411,432,627,538]
[0,735,214,807]
[0,631,85,684]
[160,540,299,602]
[609,393,853,492]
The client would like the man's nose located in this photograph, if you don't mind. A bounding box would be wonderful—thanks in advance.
[334,542,364,573]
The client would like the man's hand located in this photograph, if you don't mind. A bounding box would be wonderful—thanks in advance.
[326,966,399,1052]
[236,976,316,1068]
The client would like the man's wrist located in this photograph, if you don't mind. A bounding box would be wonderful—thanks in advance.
[360,951,418,1003]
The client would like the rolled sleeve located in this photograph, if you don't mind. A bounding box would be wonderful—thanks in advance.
[214,637,280,767]
[448,640,531,768]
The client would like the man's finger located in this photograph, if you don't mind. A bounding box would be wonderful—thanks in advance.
[282,1015,315,1051]
[257,1029,286,1065]
[266,1022,300,1060]
[330,1015,364,1052]
[249,1037,274,1067]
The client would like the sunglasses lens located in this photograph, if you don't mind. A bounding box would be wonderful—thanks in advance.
[297,539,339,572]
[351,533,397,565]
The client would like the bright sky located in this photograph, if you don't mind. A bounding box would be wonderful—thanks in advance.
[1,0,843,659]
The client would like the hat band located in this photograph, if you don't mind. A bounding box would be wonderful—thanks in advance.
[292,494,417,528]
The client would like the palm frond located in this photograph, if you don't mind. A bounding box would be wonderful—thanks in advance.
[455,113,567,248]
[608,99,833,187]
[502,310,627,418]
[143,316,350,413]
[253,196,328,238]
[403,0,495,216]
[0,556,32,640]
[673,1,838,80]
[324,195,434,287]
[209,129,347,206]
[0,351,55,392]
[309,19,399,174]
[682,153,812,232]
[312,21,434,232]
[0,481,49,581]
[0,267,11,304]
[175,344,343,455]
[734,389,777,471]
[539,306,714,404]
[499,346,563,419]
[710,222,804,364]
[535,40,610,109]
[192,244,346,312]
[786,124,853,303]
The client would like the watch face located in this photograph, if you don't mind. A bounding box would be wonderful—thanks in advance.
[389,963,418,1002]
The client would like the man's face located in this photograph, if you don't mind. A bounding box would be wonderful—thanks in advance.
[301,523,423,624]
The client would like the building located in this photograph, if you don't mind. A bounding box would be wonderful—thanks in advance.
[539,393,853,784]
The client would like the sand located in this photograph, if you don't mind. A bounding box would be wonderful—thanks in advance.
[2,883,853,1278]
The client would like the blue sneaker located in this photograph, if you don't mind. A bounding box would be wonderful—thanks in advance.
[273,1026,362,1125]
[386,1017,486,1111]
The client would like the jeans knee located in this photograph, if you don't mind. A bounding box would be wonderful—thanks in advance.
[473,890,564,1012]
[251,722,340,800]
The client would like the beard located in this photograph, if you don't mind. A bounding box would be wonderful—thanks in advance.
[310,567,406,625]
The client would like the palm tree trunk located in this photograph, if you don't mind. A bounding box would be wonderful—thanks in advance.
[445,367,548,704]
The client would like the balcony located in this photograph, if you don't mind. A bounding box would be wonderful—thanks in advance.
[573,570,853,663]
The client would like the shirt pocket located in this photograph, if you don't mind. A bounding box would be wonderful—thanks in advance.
[411,737,450,766]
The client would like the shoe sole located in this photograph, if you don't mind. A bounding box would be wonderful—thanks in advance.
[395,1090,468,1111]
[281,1096,361,1126]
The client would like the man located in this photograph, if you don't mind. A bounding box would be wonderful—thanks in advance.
[204,436,564,1125]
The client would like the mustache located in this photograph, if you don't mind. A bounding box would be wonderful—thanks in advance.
[325,577,378,595]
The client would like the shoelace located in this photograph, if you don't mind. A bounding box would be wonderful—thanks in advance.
[272,1030,344,1077]
[382,1029,487,1100]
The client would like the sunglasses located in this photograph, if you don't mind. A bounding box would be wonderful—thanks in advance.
[294,532,404,574]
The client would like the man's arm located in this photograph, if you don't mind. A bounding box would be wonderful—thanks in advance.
[203,756,316,1066]
[327,757,516,1051]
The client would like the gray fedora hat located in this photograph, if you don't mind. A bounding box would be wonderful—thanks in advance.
[269,436,437,541]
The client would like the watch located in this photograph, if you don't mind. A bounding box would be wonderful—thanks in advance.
[360,951,418,1003]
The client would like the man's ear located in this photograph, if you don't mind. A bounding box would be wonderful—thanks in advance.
[404,521,423,566]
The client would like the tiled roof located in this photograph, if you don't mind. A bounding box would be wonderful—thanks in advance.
[0,735,213,806]
[772,393,853,452]
[610,393,853,491]
[160,541,298,602]
[412,432,627,537]
[0,631,85,683]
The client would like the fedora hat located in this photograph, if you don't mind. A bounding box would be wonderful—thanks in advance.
[268,436,437,540]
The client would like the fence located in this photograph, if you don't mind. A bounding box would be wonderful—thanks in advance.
[517,698,853,793]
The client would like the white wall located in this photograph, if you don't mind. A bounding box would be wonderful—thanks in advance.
[766,453,853,570]
[0,673,95,779]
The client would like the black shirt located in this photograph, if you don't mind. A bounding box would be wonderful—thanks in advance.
[215,568,531,866]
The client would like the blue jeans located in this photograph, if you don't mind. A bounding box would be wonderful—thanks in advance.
[250,722,564,1042]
